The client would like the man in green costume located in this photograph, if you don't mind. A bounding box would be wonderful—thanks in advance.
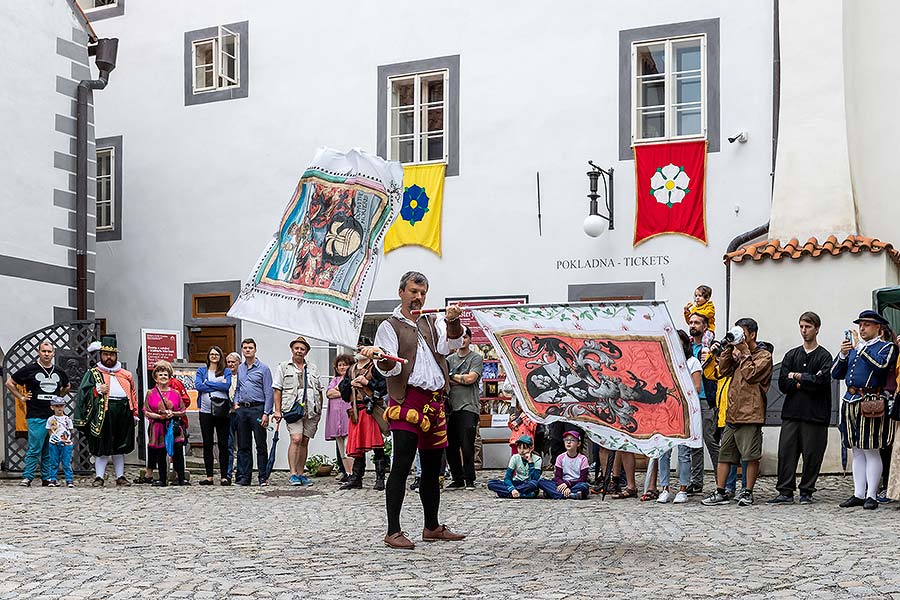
[74,335,138,486]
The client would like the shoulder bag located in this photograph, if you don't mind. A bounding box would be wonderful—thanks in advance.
[860,392,886,419]
[283,366,307,423]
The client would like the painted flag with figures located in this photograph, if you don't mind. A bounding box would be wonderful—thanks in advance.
[633,140,707,246]
[228,147,403,347]
[383,163,445,256]
[470,301,702,457]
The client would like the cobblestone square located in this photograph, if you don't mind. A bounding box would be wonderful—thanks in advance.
[0,472,897,599]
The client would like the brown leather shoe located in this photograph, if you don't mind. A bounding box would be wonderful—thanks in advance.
[383,532,415,550]
[422,524,466,542]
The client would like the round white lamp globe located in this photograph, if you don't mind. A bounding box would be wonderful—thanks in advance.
[583,214,608,237]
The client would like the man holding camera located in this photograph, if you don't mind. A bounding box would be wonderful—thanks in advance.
[701,318,773,507]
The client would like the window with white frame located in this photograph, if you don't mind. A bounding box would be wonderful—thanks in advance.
[388,70,448,165]
[95,147,114,232]
[192,26,239,94]
[632,35,705,143]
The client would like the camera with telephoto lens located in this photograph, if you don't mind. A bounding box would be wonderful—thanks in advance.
[364,388,385,415]
[710,326,746,356]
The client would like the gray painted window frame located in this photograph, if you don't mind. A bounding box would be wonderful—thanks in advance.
[619,19,720,160]
[377,55,460,177]
[95,135,122,242]
[80,0,124,21]
[183,21,249,107]
[568,282,656,302]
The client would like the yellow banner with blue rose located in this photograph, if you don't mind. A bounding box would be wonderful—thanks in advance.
[383,163,445,255]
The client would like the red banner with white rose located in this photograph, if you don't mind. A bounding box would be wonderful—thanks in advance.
[633,140,707,246]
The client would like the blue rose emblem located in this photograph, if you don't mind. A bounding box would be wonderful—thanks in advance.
[400,184,429,225]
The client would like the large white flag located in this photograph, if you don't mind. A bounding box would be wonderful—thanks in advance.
[229,147,403,347]
[471,301,703,457]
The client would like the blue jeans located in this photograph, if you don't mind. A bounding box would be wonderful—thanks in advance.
[725,461,748,492]
[659,445,692,489]
[225,413,237,480]
[538,479,590,499]
[487,479,539,498]
[47,443,74,483]
[23,418,51,481]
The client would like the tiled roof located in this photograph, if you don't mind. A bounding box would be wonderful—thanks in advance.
[724,235,900,266]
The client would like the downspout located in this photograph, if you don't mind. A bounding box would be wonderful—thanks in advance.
[724,0,779,325]
[76,38,118,320]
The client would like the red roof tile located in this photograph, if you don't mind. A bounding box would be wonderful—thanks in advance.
[724,235,900,266]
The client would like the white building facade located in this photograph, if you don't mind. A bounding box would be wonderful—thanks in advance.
[10,0,894,470]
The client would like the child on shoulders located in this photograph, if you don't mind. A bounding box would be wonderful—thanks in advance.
[487,435,542,498]
[539,431,590,499]
[684,284,716,334]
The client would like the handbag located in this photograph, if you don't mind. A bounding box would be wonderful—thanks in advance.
[283,366,307,424]
[211,396,231,418]
[860,393,886,419]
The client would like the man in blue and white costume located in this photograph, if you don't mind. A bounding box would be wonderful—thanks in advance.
[832,309,897,510]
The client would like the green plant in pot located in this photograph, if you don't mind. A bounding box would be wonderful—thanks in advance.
[306,454,334,477]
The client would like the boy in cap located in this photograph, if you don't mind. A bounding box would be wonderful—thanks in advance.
[539,430,590,499]
[487,435,543,498]
[45,396,75,487]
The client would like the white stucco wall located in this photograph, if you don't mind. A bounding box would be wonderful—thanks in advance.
[730,252,897,474]
[88,1,775,464]
[843,0,900,243]
[0,1,91,349]
[768,0,856,242]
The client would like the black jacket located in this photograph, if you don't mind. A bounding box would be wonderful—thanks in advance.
[778,345,833,424]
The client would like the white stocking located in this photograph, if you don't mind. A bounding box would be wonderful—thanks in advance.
[851,449,866,499]
[112,454,125,478]
[95,455,109,479]
[863,448,882,499]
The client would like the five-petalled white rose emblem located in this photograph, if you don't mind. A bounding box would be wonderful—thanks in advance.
[649,163,691,208]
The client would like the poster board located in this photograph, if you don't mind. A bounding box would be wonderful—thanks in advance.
[141,329,182,366]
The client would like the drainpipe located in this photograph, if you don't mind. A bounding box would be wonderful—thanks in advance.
[76,38,118,320]
[724,0,779,325]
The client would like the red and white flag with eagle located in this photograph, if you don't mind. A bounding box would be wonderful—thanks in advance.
[471,301,702,457]
[633,140,707,246]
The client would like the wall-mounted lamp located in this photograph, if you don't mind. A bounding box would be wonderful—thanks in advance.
[584,161,614,237]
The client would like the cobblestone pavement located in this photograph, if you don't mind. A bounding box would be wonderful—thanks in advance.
[0,471,898,599]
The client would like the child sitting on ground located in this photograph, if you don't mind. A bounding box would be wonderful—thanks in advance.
[684,284,716,333]
[487,435,542,498]
[539,430,590,499]
[45,396,74,488]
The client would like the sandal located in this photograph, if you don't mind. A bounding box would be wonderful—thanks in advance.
[611,487,637,499]
[640,489,659,502]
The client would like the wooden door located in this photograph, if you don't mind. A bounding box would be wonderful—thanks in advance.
[188,326,235,363]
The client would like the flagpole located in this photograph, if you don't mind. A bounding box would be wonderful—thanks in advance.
[412,299,668,316]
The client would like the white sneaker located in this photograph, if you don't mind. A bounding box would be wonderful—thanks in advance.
[673,491,689,504]
[657,489,672,503]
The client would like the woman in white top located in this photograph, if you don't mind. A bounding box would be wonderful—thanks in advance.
[657,330,703,504]
[194,346,233,485]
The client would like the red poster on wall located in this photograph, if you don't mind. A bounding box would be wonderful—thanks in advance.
[141,328,182,367]
[444,296,528,344]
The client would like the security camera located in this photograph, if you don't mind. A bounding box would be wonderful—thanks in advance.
[728,131,748,144]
